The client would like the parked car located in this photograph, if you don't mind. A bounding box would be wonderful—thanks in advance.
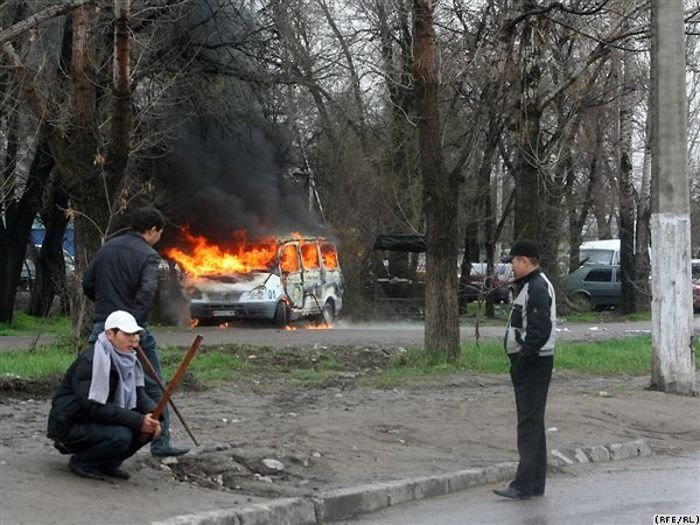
[19,250,75,291]
[692,259,700,312]
[462,263,514,304]
[568,259,699,313]
[183,236,343,326]
[565,264,621,311]
[579,239,620,266]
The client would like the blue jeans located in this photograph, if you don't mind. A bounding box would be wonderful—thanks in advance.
[89,323,172,453]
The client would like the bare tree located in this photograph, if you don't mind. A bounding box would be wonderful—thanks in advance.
[413,0,460,360]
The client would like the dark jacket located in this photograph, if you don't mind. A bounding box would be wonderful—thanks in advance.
[504,268,556,358]
[82,230,160,324]
[47,347,156,449]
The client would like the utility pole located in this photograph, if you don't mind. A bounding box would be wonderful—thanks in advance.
[649,0,696,394]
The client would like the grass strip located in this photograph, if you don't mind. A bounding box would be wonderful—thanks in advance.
[367,335,699,387]
[2,335,697,389]
[0,313,71,337]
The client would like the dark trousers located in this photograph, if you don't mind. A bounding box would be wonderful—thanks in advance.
[64,423,146,470]
[508,354,553,496]
[89,323,171,453]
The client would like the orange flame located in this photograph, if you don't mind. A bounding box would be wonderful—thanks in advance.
[321,244,338,269]
[167,228,278,277]
[305,322,332,330]
[167,227,338,277]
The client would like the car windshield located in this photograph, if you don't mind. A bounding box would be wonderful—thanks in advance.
[198,271,267,283]
[580,249,614,265]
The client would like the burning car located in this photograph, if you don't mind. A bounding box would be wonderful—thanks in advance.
[167,230,343,326]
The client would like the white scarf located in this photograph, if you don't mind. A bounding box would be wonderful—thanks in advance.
[88,332,145,409]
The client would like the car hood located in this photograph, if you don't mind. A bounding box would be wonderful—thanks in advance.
[187,272,272,292]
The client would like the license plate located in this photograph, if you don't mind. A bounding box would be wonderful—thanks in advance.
[212,310,236,317]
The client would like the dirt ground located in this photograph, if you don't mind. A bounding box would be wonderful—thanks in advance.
[1,344,699,525]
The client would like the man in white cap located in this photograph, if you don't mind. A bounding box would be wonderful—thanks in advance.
[47,310,162,480]
[83,206,188,457]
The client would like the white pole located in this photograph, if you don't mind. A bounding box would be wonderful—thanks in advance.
[650,0,696,394]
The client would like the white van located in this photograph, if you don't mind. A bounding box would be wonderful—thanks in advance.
[579,239,620,266]
[183,236,343,326]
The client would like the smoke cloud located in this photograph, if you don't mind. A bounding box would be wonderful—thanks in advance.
[155,115,325,248]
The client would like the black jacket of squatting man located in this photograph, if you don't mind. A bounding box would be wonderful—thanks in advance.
[47,346,156,450]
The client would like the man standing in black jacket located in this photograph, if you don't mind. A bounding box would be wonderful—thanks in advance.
[83,207,189,457]
[47,310,162,480]
[494,240,556,500]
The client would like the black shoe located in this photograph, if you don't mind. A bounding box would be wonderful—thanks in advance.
[151,446,190,457]
[97,466,130,480]
[493,486,530,500]
[68,460,107,481]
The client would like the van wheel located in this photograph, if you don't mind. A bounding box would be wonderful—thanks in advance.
[568,292,591,312]
[320,300,335,325]
[273,301,289,327]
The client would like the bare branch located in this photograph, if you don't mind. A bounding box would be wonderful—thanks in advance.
[0,0,95,46]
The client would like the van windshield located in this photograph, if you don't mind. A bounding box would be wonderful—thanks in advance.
[580,249,615,265]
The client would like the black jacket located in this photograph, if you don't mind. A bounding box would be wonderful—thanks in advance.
[504,268,556,357]
[82,230,160,324]
[47,347,156,449]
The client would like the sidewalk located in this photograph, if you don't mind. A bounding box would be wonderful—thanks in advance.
[1,370,698,524]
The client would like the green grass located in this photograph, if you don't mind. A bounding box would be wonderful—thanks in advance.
[562,309,652,323]
[366,335,700,387]
[0,337,76,378]
[0,313,71,337]
[290,368,344,387]
[2,335,697,390]
[159,346,249,384]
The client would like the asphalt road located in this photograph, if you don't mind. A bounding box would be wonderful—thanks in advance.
[2,318,700,351]
[346,452,700,525]
[2,318,695,351]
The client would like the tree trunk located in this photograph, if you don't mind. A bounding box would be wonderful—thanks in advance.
[106,0,132,186]
[458,196,479,312]
[28,187,69,317]
[636,94,653,310]
[649,0,695,394]
[413,0,460,361]
[477,118,501,319]
[513,5,543,241]
[567,125,601,272]
[0,140,54,323]
[618,34,637,314]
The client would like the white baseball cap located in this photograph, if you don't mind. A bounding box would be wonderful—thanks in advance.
[104,310,144,334]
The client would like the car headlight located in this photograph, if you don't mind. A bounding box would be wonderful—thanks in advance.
[247,286,266,300]
[186,286,202,300]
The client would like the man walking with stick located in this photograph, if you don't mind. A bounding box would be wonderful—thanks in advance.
[83,206,189,457]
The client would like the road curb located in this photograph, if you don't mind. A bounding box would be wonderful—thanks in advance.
[152,439,652,525]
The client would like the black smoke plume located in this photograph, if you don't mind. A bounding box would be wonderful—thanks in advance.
[154,115,325,249]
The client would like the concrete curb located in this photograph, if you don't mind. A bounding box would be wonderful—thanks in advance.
[152,439,652,525]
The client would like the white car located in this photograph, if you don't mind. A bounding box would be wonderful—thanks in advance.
[184,236,343,326]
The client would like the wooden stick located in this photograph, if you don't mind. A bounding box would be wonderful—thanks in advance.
[139,334,203,442]
[136,345,199,446]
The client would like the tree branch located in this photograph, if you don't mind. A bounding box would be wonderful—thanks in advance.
[0,0,95,46]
